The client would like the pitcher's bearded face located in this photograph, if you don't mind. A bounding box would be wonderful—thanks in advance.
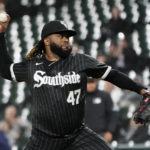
[49,33,72,58]
[50,41,72,58]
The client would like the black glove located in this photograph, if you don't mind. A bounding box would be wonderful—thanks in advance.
[133,92,150,124]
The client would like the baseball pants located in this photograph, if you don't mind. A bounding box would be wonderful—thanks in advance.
[24,126,112,150]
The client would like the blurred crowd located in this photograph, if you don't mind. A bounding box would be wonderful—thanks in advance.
[0,1,150,150]
[0,0,39,20]
[72,5,150,145]
[0,105,31,150]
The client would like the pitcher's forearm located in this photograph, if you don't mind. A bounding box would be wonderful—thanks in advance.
[105,69,146,94]
[0,33,13,80]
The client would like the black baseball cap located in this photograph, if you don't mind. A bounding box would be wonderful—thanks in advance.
[41,20,77,39]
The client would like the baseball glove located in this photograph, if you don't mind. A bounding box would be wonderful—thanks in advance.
[133,92,150,124]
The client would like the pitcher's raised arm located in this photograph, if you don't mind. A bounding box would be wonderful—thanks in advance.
[0,14,13,80]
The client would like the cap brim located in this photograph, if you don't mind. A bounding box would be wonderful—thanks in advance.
[54,30,77,37]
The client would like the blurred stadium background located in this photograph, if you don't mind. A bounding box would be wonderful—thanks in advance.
[0,0,150,150]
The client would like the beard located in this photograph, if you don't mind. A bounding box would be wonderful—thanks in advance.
[50,42,72,59]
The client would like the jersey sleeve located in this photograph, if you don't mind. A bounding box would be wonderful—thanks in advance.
[0,33,13,80]
[83,54,111,79]
[10,61,28,82]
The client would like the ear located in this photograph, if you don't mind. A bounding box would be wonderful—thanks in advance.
[44,38,50,46]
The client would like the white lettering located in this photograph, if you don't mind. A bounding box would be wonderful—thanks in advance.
[34,71,45,88]
[33,71,81,88]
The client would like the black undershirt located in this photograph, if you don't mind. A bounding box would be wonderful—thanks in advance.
[105,69,146,94]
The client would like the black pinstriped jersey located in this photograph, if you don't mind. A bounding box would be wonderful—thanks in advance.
[10,53,111,136]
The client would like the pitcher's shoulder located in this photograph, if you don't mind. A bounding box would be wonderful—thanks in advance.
[70,53,88,60]
[24,57,44,66]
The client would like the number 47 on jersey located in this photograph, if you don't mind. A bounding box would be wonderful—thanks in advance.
[67,89,81,106]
